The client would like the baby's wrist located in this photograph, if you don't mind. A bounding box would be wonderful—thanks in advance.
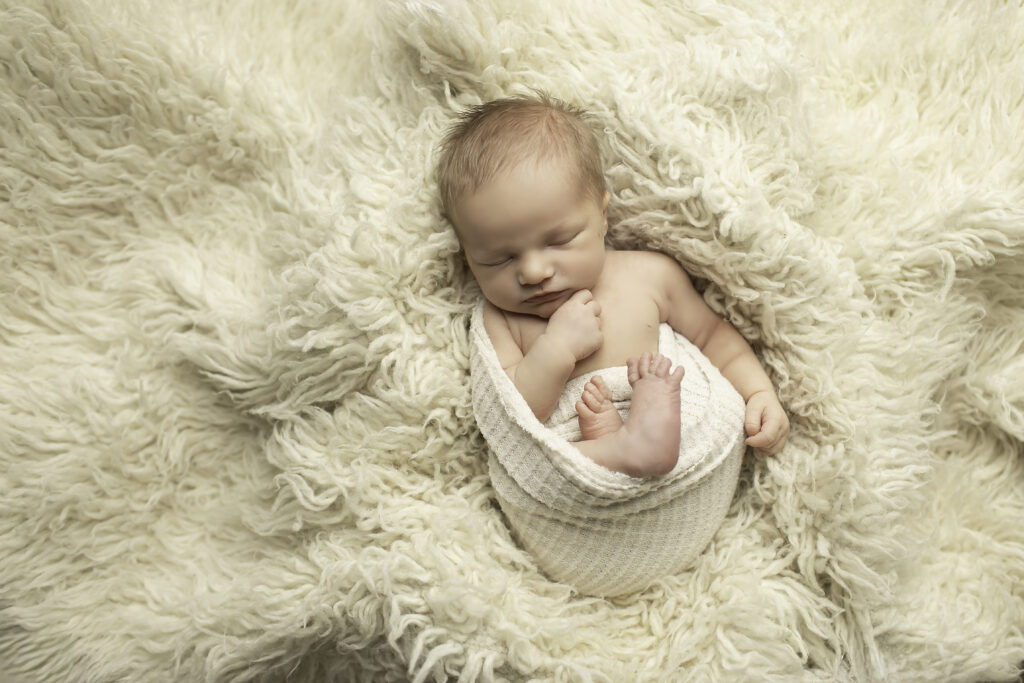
[744,387,776,402]
[534,332,579,369]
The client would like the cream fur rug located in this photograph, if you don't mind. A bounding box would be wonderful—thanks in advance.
[2,0,1023,681]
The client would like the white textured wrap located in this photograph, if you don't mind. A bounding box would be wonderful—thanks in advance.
[470,301,747,597]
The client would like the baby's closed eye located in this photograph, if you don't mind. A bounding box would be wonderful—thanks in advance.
[551,230,581,246]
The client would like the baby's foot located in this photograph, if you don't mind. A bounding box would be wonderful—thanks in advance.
[620,352,685,475]
[576,375,623,440]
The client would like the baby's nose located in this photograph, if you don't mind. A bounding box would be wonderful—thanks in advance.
[518,251,553,285]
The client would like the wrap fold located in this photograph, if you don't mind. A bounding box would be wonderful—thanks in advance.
[470,301,747,597]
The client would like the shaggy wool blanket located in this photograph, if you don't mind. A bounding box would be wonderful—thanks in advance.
[2,0,1023,681]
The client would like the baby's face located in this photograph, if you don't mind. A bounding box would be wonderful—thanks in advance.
[453,158,609,319]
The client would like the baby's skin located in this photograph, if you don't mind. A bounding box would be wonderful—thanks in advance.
[574,353,685,477]
[456,157,790,477]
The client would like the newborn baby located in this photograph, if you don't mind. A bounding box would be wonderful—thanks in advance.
[438,92,789,477]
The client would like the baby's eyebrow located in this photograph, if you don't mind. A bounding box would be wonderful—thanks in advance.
[547,223,581,238]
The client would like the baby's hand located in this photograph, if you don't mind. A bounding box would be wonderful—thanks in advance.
[744,390,789,455]
[545,289,603,361]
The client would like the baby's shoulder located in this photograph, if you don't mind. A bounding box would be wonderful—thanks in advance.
[605,249,684,281]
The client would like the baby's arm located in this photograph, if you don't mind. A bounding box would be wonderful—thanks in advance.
[482,291,603,422]
[653,254,790,455]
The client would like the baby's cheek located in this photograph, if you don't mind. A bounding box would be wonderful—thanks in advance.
[481,274,517,308]
[583,250,605,286]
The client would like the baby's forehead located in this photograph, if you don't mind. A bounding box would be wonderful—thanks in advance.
[454,172,587,225]
[467,151,585,194]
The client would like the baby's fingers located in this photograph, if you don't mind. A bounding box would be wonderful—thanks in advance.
[745,419,788,455]
[744,430,771,449]
[745,433,779,455]
[744,401,767,437]
[570,289,593,305]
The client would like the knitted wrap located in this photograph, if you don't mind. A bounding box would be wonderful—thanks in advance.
[469,301,747,597]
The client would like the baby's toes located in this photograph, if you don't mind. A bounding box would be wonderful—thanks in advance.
[590,375,612,401]
[632,352,653,379]
[652,354,672,378]
[576,399,595,420]
[627,357,640,385]
[628,353,655,386]
[581,383,605,412]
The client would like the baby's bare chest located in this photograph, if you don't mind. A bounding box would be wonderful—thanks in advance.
[515,288,663,379]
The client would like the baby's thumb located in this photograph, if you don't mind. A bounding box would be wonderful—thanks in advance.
[745,412,762,436]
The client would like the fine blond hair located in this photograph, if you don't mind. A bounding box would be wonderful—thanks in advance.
[436,92,606,229]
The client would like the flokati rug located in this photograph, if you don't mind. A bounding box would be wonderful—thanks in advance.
[1,0,1022,681]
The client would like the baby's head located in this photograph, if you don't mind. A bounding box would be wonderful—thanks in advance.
[437,92,610,318]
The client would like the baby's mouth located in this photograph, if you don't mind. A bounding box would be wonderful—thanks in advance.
[526,289,567,304]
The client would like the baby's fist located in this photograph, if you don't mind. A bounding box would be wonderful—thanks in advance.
[546,289,603,361]
[744,390,789,455]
